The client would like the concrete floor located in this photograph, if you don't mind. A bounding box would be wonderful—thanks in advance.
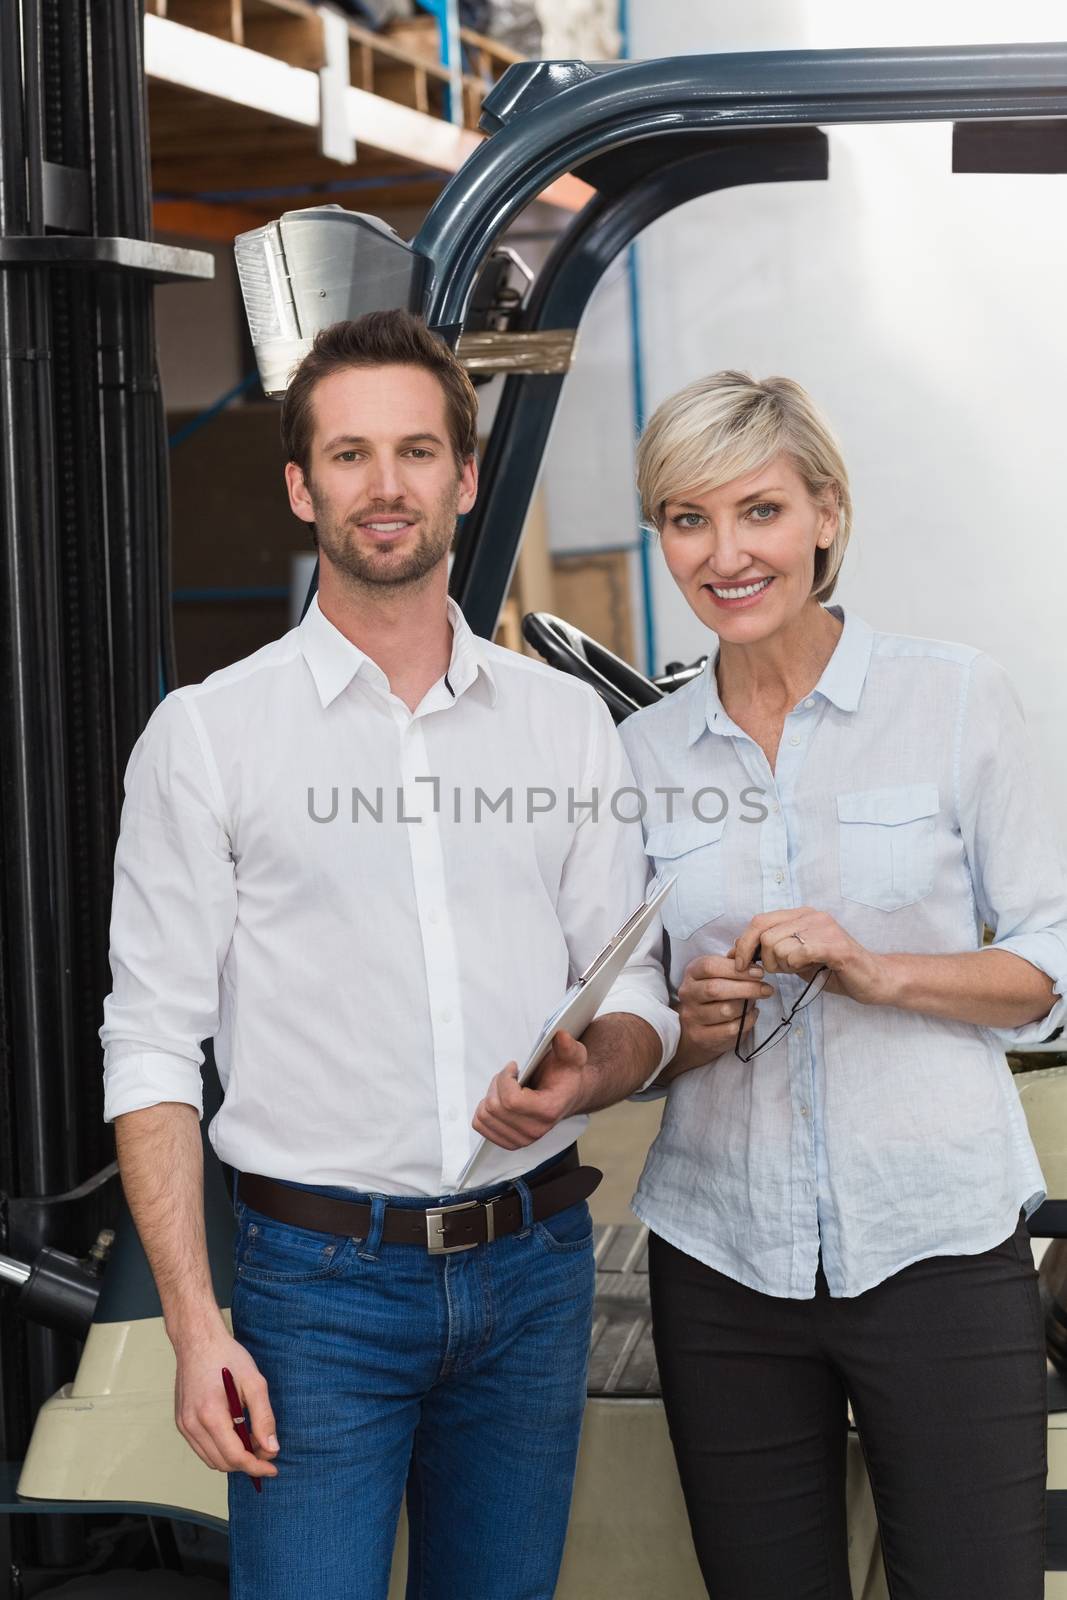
[581,1098,664,1226]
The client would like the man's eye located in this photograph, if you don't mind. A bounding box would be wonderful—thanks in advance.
[406,448,432,459]
[336,451,360,462]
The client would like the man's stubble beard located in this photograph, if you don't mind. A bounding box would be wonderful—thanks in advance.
[310,477,461,593]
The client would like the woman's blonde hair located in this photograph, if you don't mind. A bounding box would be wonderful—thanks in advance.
[636,371,852,602]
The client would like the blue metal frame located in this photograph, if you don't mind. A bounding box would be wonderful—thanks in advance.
[618,0,657,673]
[167,372,258,450]
[625,243,656,675]
[415,0,464,125]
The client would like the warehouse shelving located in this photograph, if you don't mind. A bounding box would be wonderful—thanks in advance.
[145,0,592,239]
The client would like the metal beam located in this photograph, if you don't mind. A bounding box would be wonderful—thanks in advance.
[417,42,1067,336]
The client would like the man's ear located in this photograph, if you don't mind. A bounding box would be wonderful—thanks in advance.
[285,460,315,525]
[457,453,478,517]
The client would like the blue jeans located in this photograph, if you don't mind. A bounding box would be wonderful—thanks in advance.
[227,1155,595,1600]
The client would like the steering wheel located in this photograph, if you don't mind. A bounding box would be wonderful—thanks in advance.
[656,658,707,694]
[521,612,666,724]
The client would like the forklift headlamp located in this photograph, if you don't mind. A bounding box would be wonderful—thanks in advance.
[234,205,430,396]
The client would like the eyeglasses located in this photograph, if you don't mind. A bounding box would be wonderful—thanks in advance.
[735,948,830,1063]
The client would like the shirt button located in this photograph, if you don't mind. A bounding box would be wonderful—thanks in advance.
[427,909,440,925]
[774,870,784,884]
[771,801,780,813]
[800,1104,811,1118]
[440,1009,453,1024]
[445,1106,458,1123]
[804,697,815,709]
[789,734,801,746]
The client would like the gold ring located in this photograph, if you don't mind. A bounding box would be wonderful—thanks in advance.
[792,931,806,945]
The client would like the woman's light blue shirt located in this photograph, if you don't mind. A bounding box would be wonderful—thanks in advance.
[619,606,1067,1299]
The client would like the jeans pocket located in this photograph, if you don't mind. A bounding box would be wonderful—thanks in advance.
[836,783,939,912]
[236,1205,353,1285]
[534,1199,594,1255]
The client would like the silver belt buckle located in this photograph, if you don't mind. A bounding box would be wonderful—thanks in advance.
[425,1198,480,1255]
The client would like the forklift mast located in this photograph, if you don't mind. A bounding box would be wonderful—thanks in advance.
[0,0,210,1576]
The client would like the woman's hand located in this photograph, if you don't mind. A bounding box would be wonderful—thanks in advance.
[663,954,776,1082]
[733,909,889,1006]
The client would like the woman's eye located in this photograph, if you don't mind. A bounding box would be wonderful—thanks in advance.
[748,502,778,522]
[671,512,705,529]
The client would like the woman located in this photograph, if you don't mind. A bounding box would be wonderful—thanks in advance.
[619,371,1067,1599]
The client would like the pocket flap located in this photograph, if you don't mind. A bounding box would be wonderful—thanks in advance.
[836,783,940,827]
[644,817,727,859]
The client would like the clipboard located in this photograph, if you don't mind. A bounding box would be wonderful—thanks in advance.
[455,874,677,1189]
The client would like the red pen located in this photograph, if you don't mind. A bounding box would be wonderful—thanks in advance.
[222,1366,263,1494]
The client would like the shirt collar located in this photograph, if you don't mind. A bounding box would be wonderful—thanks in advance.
[444,596,499,706]
[814,605,874,712]
[687,605,875,746]
[298,593,498,710]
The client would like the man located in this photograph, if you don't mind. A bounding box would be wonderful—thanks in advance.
[101,310,678,1600]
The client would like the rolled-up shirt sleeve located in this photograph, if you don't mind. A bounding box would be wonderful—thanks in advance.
[554,693,679,1086]
[957,652,1067,1045]
[100,692,237,1121]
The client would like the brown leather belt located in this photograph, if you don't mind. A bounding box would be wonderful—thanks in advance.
[236,1146,602,1256]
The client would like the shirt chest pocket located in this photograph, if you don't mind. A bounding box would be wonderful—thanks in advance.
[836,783,939,912]
[644,818,727,940]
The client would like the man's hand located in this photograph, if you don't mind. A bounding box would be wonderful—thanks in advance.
[472,1030,588,1151]
[174,1327,281,1483]
[733,908,888,1006]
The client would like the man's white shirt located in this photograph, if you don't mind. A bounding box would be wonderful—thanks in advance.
[101,595,678,1195]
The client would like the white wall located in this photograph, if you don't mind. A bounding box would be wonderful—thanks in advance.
[539,256,637,559]
[537,0,1067,794]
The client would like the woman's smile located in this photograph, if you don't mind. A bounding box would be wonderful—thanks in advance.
[704,575,776,610]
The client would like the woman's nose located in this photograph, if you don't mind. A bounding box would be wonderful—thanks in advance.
[707,529,750,578]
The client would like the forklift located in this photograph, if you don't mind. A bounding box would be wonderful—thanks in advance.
[4,21,1067,1596]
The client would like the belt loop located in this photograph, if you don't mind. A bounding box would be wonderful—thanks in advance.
[357,1194,386,1261]
[512,1176,534,1236]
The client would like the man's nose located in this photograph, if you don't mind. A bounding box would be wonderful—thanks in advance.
[365,452,405,502]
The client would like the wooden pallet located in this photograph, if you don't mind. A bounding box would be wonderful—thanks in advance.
[148,0,524,130]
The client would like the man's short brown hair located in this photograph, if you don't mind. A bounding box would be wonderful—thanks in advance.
[280,310,479,478]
